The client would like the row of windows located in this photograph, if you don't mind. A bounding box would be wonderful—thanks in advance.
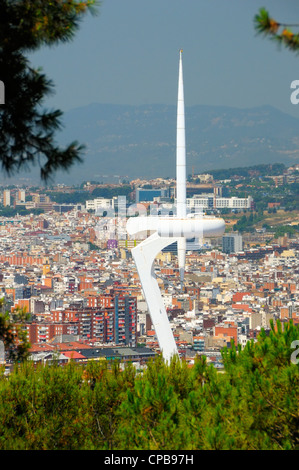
[187,198,250,208]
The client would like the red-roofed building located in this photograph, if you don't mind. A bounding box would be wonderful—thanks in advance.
[62,351,86,362]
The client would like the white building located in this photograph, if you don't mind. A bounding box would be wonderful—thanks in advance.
[17,190,26,203]
[86,198,115,212]
[186,194,253,211]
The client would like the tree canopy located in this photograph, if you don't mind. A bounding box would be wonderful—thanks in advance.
[0,319,298,449]
[0,0,99,182]
[0,299,31,363]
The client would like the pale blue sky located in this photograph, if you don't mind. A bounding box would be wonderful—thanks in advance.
[28,0,299,117]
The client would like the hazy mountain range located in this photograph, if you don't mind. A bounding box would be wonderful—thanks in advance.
[5,103,299,185]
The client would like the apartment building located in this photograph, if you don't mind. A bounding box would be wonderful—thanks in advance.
[222,233,243,254]
[3,190,11,207]
[99,294,137,347]
[26,294,138,347]
[86,198,114,212]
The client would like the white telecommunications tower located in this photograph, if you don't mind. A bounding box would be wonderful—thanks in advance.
[126,50,225,362]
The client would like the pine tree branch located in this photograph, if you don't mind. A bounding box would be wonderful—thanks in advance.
[0,1,100,181]
[254,8,299,54]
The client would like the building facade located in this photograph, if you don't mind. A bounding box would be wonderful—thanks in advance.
[187,194,253,211]
[222,233,243,254]
[3,190,11,207]
[25,294,139,347]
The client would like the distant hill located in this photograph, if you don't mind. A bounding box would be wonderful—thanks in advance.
[6,103,299,185]
[55,103,299,184]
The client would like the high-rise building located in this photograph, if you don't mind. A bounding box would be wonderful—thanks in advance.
[17,190,26,203]
[99,294,137,347]
[222,233,243,254]
[3,190,11,207]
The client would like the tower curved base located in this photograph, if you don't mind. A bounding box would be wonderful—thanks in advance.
[131,232,179,363]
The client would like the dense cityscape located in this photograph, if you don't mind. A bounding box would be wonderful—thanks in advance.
[0,163,298,372]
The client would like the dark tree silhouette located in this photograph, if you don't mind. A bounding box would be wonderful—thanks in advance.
[0,0,99,182]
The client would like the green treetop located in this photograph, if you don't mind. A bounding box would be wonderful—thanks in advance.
[254,8,299,54]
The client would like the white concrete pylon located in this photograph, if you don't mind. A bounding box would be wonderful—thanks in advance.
[131,232,178,363]
[127,215,225,362]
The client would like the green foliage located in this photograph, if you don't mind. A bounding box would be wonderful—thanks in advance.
[116,356,187,449]
[0,206,44,217]
[0,361,92,449]
[208,163,285,181]
[47,190,91,204]
[233,211,264,233]
[254,8,299,54]
[46,186,133,204]
[91,185,133,199]
[0,300,31,363]
[86,360,137,449]
[274,225,299,239]
[0,320,298,450]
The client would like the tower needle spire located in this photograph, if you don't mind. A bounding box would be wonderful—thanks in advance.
[176,49,186,286]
